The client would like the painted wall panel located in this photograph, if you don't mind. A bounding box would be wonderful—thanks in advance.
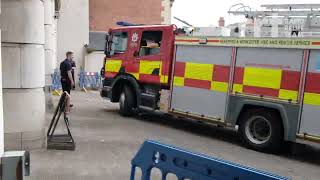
[57,0,89,83]
[1,44,21,88]
[0,0,45,44]
[3,89,45,133]
[85,51,105,73]
[2,44,45,89]
[0,21,4,154]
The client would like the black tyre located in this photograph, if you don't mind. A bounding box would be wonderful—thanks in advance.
[119,85,135,116]
[239,108,283,152]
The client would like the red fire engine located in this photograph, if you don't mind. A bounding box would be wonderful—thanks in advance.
[101,25,320,152]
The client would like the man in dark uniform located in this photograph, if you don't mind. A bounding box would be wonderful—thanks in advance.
[60,51,75,95]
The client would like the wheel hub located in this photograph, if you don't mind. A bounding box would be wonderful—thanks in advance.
[245,116,272,145]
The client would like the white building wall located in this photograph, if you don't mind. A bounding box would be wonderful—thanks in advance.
[1,44,45,88]
[0,0,4,155]
[57,0,89,82]
[0,0,46,150]
[84,51,104,73]
[161,0,172,24]
[53,20,58,70]
[44,0,56,86]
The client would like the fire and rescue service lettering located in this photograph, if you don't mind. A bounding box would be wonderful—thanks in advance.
[175,37,320,49]
[220,39,311,46]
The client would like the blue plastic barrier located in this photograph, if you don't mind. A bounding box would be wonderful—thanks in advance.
[51,70,62,91]
[79,70,101,90]
[131,140,290,180]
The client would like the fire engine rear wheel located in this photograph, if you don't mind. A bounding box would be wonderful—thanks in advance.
[239,108,283,152]
[119,86,135,116]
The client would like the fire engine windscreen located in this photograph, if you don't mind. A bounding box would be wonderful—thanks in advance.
[110,32,128,55]
[139,31,163,56]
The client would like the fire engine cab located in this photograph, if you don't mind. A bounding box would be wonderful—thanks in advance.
[101,25,320,152]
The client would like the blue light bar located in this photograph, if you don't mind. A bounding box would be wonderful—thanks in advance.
[116,21,142,27]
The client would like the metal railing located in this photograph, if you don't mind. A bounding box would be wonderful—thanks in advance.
[131,140,290,180]
[79,70,101,91]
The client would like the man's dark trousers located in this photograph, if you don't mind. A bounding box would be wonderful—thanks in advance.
[61,79,71,94]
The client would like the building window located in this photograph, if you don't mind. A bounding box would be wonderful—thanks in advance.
[139,31,163,56]
[110,32,128,55]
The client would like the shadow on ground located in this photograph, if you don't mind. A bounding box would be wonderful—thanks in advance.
[112,110,320,166]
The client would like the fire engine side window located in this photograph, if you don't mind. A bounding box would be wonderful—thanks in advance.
[110,32,128,55]
[139,31,163,56]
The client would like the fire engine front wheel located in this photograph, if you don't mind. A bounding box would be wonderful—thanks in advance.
[119,86,135,116]
[239,109,283,152]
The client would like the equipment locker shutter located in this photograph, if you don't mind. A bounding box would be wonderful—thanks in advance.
[300,50,320,137]
[233,48,303,102]
[171,45,232,120]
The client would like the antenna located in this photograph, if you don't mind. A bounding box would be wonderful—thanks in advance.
[173,16,194,27]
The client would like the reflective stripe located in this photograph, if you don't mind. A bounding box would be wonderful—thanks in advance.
[170,61,312,102]
[213,65,230,82]
[105,72,117,78]
[185,62,214,81]
[174,77,184,86]
[234,67,244,84]
[139,60,161,75]
[159,62,168,83]
[185,79,211,89]
[211,82,228,93]
[243,67,282,89]
[130,73,140,80]
[279,89,298,101]
[280,70,300,90]
[174,62,186,76]
[233,84,243,93]
[243,86,279,97]
[105,60,122,72]
[305,72,320,94]
[161,75,169,83]
[304,93,320,106]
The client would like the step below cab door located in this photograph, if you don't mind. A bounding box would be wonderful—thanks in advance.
[300,50,320,137]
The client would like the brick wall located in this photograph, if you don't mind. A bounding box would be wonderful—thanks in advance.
[90,0,165,31]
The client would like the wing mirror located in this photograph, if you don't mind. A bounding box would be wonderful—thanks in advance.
[104,34,111,57]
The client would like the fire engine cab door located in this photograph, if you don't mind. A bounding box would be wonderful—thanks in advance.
[171,45,232,120]
[128,30,164,84]
[300,50,320,137]
[104,31,128,78]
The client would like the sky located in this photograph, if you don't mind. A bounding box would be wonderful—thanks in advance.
[172,0,320,27]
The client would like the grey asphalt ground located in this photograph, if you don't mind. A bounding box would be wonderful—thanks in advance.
[27,91,320,180]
